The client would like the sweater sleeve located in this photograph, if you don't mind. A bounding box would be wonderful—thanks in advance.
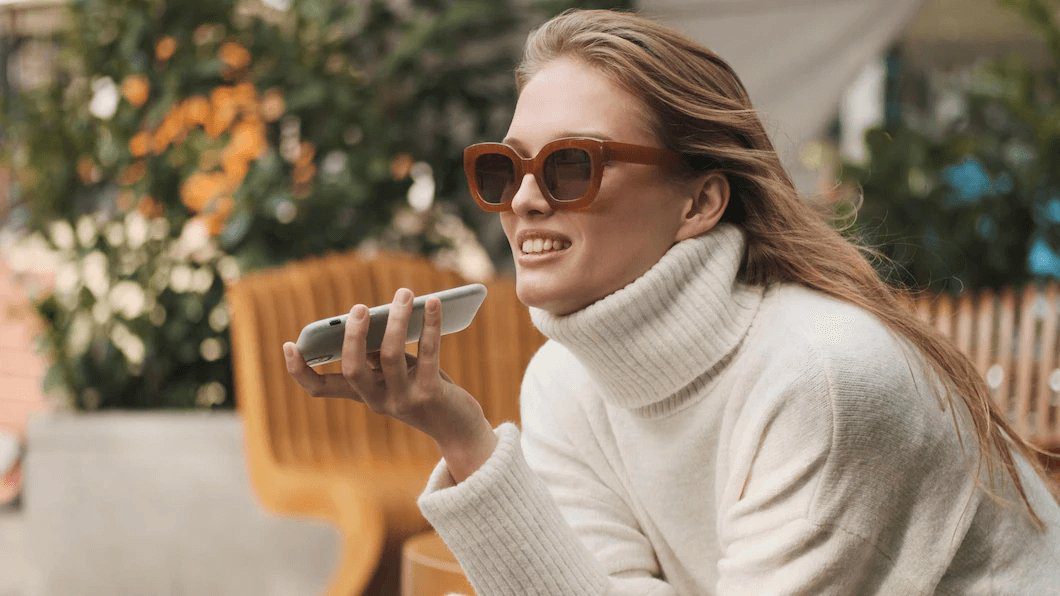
[715,337,982,595]
[417,346,677,596]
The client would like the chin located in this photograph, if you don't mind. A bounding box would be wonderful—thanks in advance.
[514,277,559,310]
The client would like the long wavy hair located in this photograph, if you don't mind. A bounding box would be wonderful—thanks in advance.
[515,8,1058,528]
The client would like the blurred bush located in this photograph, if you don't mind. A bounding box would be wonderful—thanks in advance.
[0,0,629,410]
[838,0,1059,293]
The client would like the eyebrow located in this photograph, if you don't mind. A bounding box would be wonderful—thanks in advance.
[503,131,613,152]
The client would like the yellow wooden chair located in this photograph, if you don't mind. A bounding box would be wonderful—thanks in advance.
[225,247,545,595]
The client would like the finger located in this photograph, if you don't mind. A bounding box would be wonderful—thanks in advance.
[380,288,412,395]
[341,304,373,396]
[283,342,362,400]
[414,296,442,386]
[367,351,382,371]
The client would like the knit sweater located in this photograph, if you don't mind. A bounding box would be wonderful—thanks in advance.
[416,222,1060,595]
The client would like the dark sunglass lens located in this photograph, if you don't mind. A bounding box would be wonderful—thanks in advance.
[543,148,592,201]
[474,153,516,204]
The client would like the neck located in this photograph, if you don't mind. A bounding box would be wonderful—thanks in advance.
[528,223,766,416]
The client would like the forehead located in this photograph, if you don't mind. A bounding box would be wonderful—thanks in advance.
[505,57,656,152]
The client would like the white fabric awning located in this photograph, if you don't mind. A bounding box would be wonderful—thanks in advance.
[639,0,927,195]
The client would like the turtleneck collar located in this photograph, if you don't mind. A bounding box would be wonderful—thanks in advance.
[528,222,766,416]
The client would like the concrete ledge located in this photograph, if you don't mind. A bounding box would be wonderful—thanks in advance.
[24,409,340,596]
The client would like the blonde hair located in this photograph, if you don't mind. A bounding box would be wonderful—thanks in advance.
[516,8,1058,528]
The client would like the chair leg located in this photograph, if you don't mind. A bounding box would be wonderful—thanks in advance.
[326,487,386,596]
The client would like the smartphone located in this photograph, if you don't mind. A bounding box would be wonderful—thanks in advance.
[294,283,487,367]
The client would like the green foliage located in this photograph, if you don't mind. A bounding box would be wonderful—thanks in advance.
[2,0,629,410]
[838,0,1059,293]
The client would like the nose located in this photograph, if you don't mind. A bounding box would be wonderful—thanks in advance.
[509,173,553,216]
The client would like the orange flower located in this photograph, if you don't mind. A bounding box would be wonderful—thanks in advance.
[121,75,150,107]
[117,190,136,211]
[183,95,210,126]
[118,161,147,186]
[292,163,316,185]
[205,86,239,138]
[129,131,152,157]
[390,153,413,180]
[76,156,100,184]
[221,153,250,187]
[232,82,257,111]
[296,141,316,166]
[180,171,230,213]
[259,87,284,122]
[228,118,266,161]
[218,41,251,70]
[152,106,186,153]
[137,195,164,218]
[155,36,177,61]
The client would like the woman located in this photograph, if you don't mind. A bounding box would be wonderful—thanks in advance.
[283,8,1060,594]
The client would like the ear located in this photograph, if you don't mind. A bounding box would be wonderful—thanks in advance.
[674,171,729,243]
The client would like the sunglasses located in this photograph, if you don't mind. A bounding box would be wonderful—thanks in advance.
[463,137,686,212]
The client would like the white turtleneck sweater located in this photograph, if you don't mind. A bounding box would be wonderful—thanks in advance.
[416,222,1060,595]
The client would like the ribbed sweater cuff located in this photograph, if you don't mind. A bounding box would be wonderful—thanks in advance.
[417,421,609,595]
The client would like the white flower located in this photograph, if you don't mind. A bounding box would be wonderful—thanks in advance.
[199,337,224,361]
[275,199,296,223]
[65,312,94,359]
[109,280,146,320]
[191,267,215,293]
[2,230,62,276]
[125,211,148,249]
[174,218,210,260]
[322,150,347,175]
[208,303,229,332]
[169,264,193,293]
[104,221,125,247]
[407,161,434,211]
[81,250,110,298]
[48,220,76,251]
[216,256,241,282]
[109,322,145,365]
[76,215,98,248]
[195,381,226,407]
[393,206,425,234]
[89,76,119,120]
[54,262,81,297]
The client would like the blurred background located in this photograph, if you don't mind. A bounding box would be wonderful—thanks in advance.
[0,0,1057,594]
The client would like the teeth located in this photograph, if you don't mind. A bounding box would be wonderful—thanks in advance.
[521,238,571,254]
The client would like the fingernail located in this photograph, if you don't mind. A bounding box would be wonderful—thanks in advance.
[398,289,412,304]
[282,343,291,357]
[352,305,366,319]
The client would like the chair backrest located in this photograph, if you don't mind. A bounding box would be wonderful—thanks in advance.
[899,281,1059,446]
[226,247,547,472]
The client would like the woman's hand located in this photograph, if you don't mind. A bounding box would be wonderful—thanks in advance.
[282,288,497,481]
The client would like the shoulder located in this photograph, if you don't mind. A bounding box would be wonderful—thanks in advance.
[725,283,977,518]
[748,282,928,401]
[734,283,954,466]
